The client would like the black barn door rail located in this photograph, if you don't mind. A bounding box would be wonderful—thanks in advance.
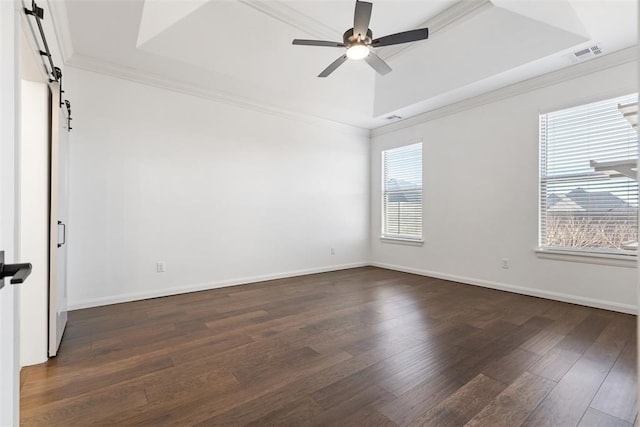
[24,0,73,131]
[24,0,57,83]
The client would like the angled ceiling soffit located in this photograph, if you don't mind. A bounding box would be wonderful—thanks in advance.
[137,0,209,48]
[490,0,589,38]
[377,0,493,61]
[237,0,341,42]
[137,0,342,51]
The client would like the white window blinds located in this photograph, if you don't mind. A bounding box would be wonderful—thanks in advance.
[382,142,423,239]
[540,93,638,254]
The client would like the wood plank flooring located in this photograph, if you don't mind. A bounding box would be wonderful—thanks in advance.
[20,267,637,426]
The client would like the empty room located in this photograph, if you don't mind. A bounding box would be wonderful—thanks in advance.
[0,0,638,425]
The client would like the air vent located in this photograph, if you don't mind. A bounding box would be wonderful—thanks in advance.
[574,48,591,57]
[386,115,402,120]
[565,44,603,64]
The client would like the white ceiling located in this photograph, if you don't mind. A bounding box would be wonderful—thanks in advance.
[55,0,637,130]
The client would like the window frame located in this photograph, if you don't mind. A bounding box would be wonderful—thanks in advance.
[537,93,638,264]
[380,140,424,245]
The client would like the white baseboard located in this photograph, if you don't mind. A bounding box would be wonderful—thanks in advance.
[69,261,637,315]
[67,262,369,310]
[370,262,637,315]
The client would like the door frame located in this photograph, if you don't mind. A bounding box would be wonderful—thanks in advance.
[0,0,22,425]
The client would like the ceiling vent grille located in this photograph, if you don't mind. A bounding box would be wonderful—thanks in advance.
[565,45,603,64]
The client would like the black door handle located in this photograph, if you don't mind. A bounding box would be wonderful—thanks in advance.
[1,262,32,284]
[0,250,32,289]
[58,220,66,248]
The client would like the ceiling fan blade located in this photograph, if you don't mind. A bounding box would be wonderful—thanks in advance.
[371,28,429,47]
[364,51,392,75]
[353,0,373,39]
[318,54,348,78]
[292,39,345,47]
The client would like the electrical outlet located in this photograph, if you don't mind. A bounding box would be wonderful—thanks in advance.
[156,261,166,273]
[501,258,510,269]
[331,248,335,255]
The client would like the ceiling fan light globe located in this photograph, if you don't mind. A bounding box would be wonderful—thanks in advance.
[346,45,370,60]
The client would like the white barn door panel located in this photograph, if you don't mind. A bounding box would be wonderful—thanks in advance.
[48,82,69,357]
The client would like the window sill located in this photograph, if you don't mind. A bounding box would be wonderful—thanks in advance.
[535,248,637,268]
[380,236,424,246]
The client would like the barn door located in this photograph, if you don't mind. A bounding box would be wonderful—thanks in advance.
[48,82,69,357]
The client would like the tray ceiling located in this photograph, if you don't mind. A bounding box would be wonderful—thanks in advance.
[57,0,638,129]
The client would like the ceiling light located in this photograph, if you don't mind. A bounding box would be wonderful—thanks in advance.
[346,44,369,60]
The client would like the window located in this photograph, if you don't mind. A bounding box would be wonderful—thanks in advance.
[539,94,638,256]
[382,142,423,241]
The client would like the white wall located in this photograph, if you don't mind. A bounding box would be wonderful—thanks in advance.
[371,61,638,313]
[65,67,370,309]
[19,80,49,366]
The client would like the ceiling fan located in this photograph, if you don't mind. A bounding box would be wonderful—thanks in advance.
[292,0,429,78]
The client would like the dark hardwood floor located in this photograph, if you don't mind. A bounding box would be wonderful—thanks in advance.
[20,267,637,426]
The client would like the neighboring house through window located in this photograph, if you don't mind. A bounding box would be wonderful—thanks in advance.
[382,142,423,241]
[539,93,638,256]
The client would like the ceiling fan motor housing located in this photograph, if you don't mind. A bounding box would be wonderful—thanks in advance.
[343,28,373,47]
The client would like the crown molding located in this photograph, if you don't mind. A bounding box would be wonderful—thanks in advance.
[45,0,74,62]
[238,0,493,63]
[371,45,638,137]
[66,54,371,138]
[238,0,341,42]
[378,0,493,61]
